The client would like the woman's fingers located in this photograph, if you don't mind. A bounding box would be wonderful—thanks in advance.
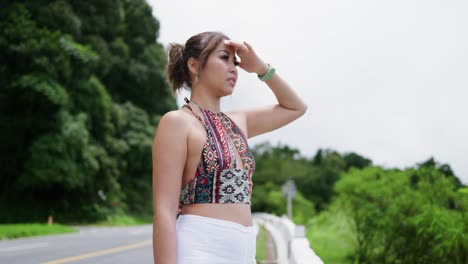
[224,39,262,73]
[224,40,249,55]
[243,41,253,51]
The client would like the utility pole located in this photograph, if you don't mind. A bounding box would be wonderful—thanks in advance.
[282,180,296,220]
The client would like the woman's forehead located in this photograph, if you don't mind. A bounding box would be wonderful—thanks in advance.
[215,42,236,55]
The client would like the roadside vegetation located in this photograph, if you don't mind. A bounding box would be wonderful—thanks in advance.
[0,224,76,239]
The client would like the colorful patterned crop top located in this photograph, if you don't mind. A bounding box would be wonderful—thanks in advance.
[178,100,256,215]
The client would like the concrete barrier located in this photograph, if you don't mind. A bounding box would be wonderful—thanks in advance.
[253,213,324,264]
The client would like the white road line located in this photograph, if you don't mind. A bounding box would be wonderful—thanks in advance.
[0,242,49,252]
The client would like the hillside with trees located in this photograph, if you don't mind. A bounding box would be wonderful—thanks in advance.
[0,0,175,222]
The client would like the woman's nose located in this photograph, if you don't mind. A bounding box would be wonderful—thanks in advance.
[230,63,237,73]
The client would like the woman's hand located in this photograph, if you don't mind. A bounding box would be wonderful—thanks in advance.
[224,40,269,76]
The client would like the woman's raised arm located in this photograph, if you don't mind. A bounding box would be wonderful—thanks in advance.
[225,40,308,138]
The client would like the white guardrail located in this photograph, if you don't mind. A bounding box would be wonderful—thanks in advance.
[253,213,324,264]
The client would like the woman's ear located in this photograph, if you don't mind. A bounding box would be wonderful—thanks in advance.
[187,57,199,77]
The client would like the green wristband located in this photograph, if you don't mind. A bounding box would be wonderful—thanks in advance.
[258,64,276,82]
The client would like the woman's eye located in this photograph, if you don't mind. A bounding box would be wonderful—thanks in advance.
[221,55,239,66]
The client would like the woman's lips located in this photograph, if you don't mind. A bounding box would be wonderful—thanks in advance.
[227,77,237,86]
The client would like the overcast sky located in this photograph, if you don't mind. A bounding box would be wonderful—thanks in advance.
[149,0,468,184]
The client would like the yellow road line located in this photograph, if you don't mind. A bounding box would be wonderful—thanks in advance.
[41,240,152,264]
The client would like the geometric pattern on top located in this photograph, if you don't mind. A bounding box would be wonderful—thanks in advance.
[178,103,256,216]
[218,168,250,203]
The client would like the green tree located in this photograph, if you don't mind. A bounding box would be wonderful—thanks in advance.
[0,1,175,222]
[252,144,371,212]
[298,149,346,211]
[251,142,316,222]
[417,156,461,187]
[335,166,468,264]
[343,152,372,170]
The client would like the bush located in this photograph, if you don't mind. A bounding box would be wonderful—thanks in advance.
[335,166,468,264]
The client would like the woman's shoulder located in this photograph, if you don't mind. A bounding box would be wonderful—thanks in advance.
[157,108,192,135]
[160,108,190,122]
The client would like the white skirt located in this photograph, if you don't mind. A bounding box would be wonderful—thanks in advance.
[176,214,258,264]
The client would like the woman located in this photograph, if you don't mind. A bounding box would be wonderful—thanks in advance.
[152,31,307,264]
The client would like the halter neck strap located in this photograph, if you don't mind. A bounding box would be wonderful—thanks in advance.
[182,104,204,124]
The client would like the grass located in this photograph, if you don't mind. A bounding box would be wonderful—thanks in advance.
[306,207,356,264]
[91,213,153,226]
[0,213,153,240]
[0,223,77,239]
[256,225,267,262]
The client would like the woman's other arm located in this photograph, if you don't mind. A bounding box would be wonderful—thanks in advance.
[225,40,308,138]
[245,69,308,138]
[152,111,187,264]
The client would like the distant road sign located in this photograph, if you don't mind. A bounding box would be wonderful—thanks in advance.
[282,180,296,199]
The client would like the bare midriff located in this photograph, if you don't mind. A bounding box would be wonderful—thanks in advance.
[181,203,253,227]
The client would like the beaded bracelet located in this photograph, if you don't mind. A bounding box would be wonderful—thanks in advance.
[258,63,276,82]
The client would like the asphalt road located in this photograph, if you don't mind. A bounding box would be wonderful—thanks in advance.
[0,224,153,264]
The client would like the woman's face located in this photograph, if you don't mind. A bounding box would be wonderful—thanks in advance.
[198,41,239,97]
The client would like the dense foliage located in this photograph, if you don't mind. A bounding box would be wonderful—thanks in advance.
[334,164,467,263]
[0,0,175,222]
[251,143,467,263]
[251,142,373,223]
